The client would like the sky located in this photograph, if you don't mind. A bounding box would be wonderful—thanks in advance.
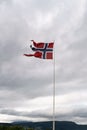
[0,0,87,124]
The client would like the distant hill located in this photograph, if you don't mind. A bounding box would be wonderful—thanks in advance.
[0,121,87,130]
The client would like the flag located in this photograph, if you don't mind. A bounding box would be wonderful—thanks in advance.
[24,40,54,59]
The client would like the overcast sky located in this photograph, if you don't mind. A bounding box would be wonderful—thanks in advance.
[0,0,87,124]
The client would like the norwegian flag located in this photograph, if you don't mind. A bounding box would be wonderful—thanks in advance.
[24,40,54,59]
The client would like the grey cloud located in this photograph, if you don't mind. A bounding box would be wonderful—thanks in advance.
[31,0,62,12]
[0,108,69,120]
[0,109,19,116]
[0,0,12,4]
[1,106,87,122]
[73,109,87,118]
[0,108,51,119]
[0,0,87,124]
[0,74,53,99]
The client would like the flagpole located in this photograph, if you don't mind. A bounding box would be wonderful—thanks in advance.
[53,42,55,130]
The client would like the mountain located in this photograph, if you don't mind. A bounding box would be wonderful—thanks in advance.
[0,121,87,130]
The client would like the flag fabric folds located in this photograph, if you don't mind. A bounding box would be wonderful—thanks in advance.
[24,40,54,59]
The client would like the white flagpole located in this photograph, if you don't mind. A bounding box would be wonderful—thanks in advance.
[53,41,55,130]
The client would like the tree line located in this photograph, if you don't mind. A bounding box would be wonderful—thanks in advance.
[0,126,34,130]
